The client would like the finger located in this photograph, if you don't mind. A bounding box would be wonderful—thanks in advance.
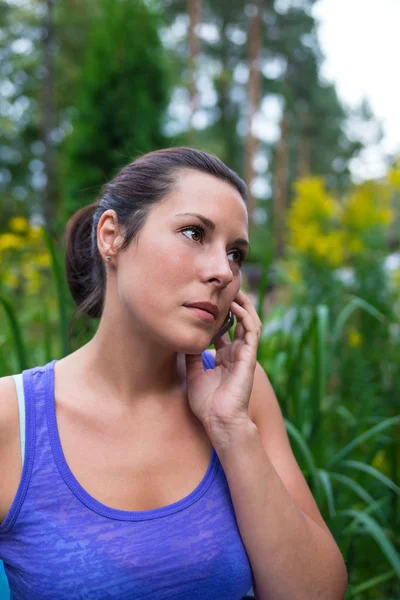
[230,301,260,347]
[233,320,246,341]
[235,290,261,322]
[212,331,230,351]
[232,294,262,335]
[234,290,263,331]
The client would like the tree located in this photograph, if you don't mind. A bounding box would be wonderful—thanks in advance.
[188,0,202,127]
[41,0,57,234]
[60,0,171,223]
[245,0,262,229]
[0,0,43,227]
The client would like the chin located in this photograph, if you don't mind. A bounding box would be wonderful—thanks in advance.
[171,332,213,355]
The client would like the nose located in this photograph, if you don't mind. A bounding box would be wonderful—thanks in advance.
[204,247,235,288]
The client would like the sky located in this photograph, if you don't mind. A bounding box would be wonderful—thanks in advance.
[312,0,400,181]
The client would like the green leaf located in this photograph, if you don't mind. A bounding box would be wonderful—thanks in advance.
[347,569,397,597]
[256,233,274,325]
[338,509,400,577]
[0,295,27,371]
[41,227,69,357]
[340,459,400,495]
[318,469,336,518]
[327,416,400,468]
[284,419,322,503]
[42,300,53,364]
[329,471,376,506]
[332,295,385,351]
[310,305,329,436]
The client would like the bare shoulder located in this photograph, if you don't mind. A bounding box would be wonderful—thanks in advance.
[0,375,22,522]
[0,375,20,440]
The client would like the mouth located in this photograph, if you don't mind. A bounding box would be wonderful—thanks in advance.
[184,302,218,321]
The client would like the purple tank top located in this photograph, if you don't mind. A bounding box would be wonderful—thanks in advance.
[0,351,254,599]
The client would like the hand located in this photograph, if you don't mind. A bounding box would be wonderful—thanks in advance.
[185,289,263,441]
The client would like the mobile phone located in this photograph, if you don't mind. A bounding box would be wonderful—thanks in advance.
[210,310,235,345]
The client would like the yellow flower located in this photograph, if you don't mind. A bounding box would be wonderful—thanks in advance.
[341,182,394,232]
[371,450,388,475]
[3,271,19,288]
[0,233,25,252]
[392,267,400,288]
[22,264,37,280]
[288,178,339,239]
[348,326,363,348]
[22,264,41,295]
[9,216,29,234]
[347,236,364,254]
[36,252,52,268]
[27,225,43,243]
[287,177,345,266]
[26,277,41,295]
[289,222,321,254]
[288,175,394,267]
[312,231,346,266]
[388,165,400,190]
[286,263,301,283]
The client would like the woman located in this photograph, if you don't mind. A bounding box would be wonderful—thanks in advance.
[0,147,347,599]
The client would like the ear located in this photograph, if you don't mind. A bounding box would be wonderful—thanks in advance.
[97,210,124,258]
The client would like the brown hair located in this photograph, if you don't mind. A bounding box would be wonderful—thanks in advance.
[65,147,247,319]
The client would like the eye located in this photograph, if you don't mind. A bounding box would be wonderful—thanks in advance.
[181,225,206,242]
[181,225,247,268]
[228,249,246,267]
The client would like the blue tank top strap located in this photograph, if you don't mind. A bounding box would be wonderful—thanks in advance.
[202,349,215,370]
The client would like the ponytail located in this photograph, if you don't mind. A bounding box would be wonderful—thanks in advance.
[65,202,105,319]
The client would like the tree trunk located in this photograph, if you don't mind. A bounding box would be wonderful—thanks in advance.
[297,111,312,178]
[213,18,239,173]
[245,0,262,231]
[273,109,289,257]
[41,0,56,235]
[188,0,202,128]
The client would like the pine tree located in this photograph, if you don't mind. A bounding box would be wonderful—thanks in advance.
[61,0,171,222]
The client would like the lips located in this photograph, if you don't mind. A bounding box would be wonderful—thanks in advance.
[184,302,219,319]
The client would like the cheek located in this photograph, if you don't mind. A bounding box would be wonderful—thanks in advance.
[144,245,189,289]
[118,244,189,311]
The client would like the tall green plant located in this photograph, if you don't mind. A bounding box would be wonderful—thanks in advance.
[42,227,70,356]
[0,296,27,372]
[258,300,400,598]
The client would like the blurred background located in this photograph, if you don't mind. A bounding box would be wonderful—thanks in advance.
[0,0,399,598]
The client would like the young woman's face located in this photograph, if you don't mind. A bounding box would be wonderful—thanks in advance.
[115,171,249,353]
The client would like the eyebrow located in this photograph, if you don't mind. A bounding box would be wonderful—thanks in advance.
[175,212,251,252]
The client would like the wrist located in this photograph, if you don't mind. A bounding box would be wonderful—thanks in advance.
[206,417,258,453]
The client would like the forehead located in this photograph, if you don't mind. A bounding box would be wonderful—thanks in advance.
[156,170,248,229]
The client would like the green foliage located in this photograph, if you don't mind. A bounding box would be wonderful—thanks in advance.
[0,295,27,371]
[0,0,43,225]
[258,302,400,599]
[60,0,172,222]
[258,170,400,597]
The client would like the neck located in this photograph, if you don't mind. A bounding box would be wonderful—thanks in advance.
[67,313,189,407]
